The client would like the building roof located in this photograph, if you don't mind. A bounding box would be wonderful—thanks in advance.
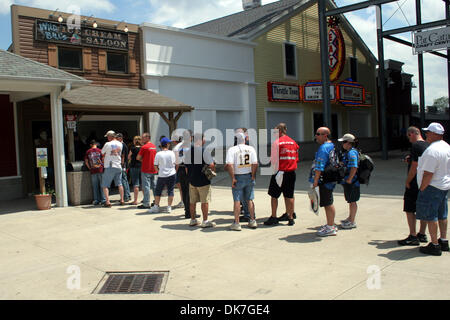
[188,0,309,38]
[62,85,193,113]
[188,0,377,63]
[0,49,89,84]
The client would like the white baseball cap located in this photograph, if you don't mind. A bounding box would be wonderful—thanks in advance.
[422,122,445,135]
[338,133,356,142]
[104,130,116,137]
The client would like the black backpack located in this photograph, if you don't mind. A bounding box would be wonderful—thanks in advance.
[321,145,345,183]
[357,151,374,185]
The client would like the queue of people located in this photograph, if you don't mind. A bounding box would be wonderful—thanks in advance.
[84,122,449,256]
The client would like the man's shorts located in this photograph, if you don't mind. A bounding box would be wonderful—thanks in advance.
[268,171,296,199]
[155,174,176,197]
[403,184,419,213]
[102,167,122,188]
[319,184,334,207]
[343,183,360,203]
[416,185,448,222]
[232,173,255,202]
[190,184,211,204]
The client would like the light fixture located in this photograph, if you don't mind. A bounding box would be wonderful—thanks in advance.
[124,25,128,33]
[93,21,98,28]
[49,8,60,20]
[58,15,63,23]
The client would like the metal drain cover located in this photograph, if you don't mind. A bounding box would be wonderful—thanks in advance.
[95,271,169,294]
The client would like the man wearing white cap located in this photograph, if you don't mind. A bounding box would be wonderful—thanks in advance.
[337,133,360,229]
[225,129,258,231]
[416,122,450,256]
[101,130,125,207]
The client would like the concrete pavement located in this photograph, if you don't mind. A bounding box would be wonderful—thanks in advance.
[0,150,449,300]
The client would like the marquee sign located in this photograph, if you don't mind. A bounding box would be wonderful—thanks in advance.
[328,26,346,82]
[336,79,365,105]
[303,81,335,102]
[413,26,450,54]
[267,82,301,102]
[35,19,129,51]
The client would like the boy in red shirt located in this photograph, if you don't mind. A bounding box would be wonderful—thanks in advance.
[84,140,105,205]
[264,123,299,226]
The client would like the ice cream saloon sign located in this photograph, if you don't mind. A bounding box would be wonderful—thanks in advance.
[328,17,345,82]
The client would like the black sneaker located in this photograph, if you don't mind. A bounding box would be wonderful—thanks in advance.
[264,216,279,226]
[398,235,419,246]
[439,239,449,252]
[278,212,297,221]
[419,242,442,256]
[137,204,150,209]
[239,216,249,223]
[288,219,295,226]
[417,233,428,243]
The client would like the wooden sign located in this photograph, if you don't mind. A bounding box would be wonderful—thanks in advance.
[35,19,129,51]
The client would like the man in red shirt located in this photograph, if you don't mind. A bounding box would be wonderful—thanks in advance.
[136,132,157,208]
[264,123,299,226]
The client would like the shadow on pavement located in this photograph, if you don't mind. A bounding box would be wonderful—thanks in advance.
[377,247,426,261]
[0,197,39,215]
[279,232,322,243]
[368,240,400,250]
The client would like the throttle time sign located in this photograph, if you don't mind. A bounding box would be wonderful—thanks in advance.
[328,26,345,82]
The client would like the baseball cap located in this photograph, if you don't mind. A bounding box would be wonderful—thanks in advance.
[338,133,356,142]
[422,122,445,135]
[160,137,172,146]
[104,130,115,137]
[116,133,123,139]
[235,132,246,143]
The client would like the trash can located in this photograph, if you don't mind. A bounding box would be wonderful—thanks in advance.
[66,161,92,206]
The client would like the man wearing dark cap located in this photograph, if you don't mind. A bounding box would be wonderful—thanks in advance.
[416,122,450,256]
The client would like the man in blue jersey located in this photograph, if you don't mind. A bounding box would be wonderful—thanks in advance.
[338,133,360,229]
[310,127,337,237]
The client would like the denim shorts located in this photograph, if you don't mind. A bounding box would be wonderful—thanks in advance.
[416,185,448,222]
[102,167,122,188]
[232,173,255,202]
[129,167,141,187]
[154,174,176,197]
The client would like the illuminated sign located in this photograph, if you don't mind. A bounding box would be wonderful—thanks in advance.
[267,82,301,102]
[303,81,335,102]
[328,26,346,81]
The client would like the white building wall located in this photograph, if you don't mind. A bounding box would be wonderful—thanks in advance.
[141,23,257,146]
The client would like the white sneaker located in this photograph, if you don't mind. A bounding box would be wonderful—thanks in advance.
[173,201,184,209]
[148,205,160,214]
[167,206,172,213]
[189,219,199,226]
[317,225,337,237]
[200,220,216,228]
[248,219,258,229]
[230,222,242,231]
[341,221,357,229]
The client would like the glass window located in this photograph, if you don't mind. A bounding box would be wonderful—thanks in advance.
[107,52,128,73]
[284,43,297,78]
[58,47,82,70]
[350,57,358,82]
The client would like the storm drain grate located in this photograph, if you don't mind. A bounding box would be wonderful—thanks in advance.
[96,272,168,294]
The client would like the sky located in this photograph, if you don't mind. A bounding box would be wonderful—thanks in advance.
[0,0,448,106]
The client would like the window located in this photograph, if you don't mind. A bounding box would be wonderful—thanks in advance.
[107,52,128,73]
[313,113,339,139]
[350,57,358,82]
[284,42,297,78]
[58,47,82,70]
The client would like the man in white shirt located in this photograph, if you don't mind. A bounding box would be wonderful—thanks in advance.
[416,122,450,256]
[148,137,177,213]
[225,130,258,231]
[101,130,124,207]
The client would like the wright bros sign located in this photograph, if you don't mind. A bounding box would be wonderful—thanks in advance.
[35,19,129,51]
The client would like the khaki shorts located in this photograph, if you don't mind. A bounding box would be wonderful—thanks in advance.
[189,184,211,204]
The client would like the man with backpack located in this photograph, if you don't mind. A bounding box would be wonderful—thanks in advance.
[310,127,337,236]
[338,133,360,229]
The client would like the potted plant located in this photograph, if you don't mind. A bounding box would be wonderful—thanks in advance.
[34,187,54,210]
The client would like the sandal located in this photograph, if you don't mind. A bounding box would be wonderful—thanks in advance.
[103,203,112,208]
